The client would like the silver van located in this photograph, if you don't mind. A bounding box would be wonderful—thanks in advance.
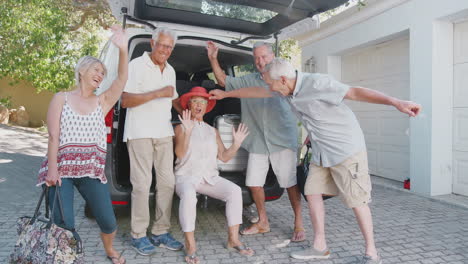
[94,0,347,215]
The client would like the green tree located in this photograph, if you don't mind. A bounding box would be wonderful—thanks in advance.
[0,0,116,93]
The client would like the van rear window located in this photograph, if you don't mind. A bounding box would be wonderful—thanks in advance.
[146,0,277,23]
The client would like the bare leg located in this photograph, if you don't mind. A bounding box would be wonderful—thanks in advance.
[241,186,270,233]
[353,205,378,259]
[227,225,254,256]
[306,194,327,251]
[100,231,125,264]
[287,185,304,241]
[184,232,199,264]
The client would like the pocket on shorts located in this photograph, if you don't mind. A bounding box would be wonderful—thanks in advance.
[347,163,371,199]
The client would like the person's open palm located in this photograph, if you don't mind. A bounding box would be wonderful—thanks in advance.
[110,25,128,50]
[179,109,195,132]
[232,123,249,145]
[206,41,219,60]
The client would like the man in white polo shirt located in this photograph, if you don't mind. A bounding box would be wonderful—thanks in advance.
[121,27,183,256]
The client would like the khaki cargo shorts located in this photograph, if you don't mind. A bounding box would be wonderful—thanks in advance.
[304,151,372,208]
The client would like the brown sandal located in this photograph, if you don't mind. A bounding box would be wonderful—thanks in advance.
[240,223,270,235]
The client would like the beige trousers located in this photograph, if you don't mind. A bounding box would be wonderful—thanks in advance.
[127,137,175,238]
[175,178,242,233]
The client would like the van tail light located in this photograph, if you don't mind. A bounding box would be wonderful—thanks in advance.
[111,200,128,205]
[105,108,114,143]
[265,195,281,201]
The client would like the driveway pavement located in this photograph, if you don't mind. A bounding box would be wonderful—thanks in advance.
[1,124,468,263]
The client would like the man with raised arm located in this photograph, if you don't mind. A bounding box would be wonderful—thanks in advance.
[206,41,305,242]
[209,58,421,264]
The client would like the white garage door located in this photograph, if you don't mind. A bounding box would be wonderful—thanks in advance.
[453,21,468,196]
[341,36,410,182]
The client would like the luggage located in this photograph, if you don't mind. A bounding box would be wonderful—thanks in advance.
[10,187,84,264]
[214,114,248,172]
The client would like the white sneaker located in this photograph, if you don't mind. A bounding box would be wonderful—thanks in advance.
[290,247,331,260]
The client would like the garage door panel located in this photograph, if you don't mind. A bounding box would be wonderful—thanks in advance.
[453,108,468,151]
[453,151,468,196]
[454,63,468,107]
[366,145,378,174]
[342,36,409,182]
[380,113,409,141]
[354,112,379,135]
[354,111,409,146]
[453,20,468,196]
[377,149,409,181]
[379,42,409,73]
[345,76,410,111]
[454,21,468,64]
[342,37,409,82]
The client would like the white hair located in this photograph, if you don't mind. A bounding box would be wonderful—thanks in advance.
[265,58,296,80]
[252,41,274,55]
[152,27,177,44]
[74,56,106,87]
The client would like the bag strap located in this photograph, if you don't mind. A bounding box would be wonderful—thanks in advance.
[46,186,84,254]
[45,187,50,219]
[46,186,66,229]
[30,187,48,224]
[72,229,83,254]
[300,141,312,166]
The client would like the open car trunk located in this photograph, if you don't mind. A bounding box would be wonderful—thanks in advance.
[117,0,349,36]
[113,36,250,189]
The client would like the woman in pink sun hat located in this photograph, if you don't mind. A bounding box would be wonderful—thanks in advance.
[174,87,254,264]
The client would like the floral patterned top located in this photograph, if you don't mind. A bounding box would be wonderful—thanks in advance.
[37,93,107,186]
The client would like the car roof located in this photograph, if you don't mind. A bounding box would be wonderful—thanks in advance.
[123,0,348,36]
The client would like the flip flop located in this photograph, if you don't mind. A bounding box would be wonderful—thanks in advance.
[107,250,126,264]
[240,223,270,235]
[185,252,200,264]
[226,243,255,256]
[291,227,306,242]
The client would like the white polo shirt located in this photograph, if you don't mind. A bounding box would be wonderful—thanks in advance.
[123,52,178,142]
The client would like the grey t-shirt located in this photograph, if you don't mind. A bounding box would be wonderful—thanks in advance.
[225,73,298,155]
[286,72,366,167]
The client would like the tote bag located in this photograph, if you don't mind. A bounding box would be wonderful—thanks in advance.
[10,186,84,264]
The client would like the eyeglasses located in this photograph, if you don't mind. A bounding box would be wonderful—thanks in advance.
[155,42,174,50]
[190,98,208,105]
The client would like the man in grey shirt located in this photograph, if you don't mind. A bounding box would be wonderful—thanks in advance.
[206,41,305,241]
[209,58,421,264]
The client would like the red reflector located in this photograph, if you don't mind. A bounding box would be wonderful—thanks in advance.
[111,201,128,205]
[105,108,114,143]
[265,195,281,201]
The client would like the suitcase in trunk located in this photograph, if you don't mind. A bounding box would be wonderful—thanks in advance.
[214,114,248,172]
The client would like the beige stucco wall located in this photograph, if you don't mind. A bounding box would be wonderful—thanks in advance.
[0,78,55,127]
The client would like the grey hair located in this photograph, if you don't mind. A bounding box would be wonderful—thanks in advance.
[252,41,274,55]
[265,58,296,80]
[152,27,178,44]
[74,56,106,87]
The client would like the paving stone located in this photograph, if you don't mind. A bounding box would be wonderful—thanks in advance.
[1,124,468,263]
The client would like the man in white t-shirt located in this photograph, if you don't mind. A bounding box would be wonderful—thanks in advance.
[121,27,183,256]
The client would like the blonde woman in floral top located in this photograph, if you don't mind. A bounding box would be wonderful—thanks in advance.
[37,25,128,264]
